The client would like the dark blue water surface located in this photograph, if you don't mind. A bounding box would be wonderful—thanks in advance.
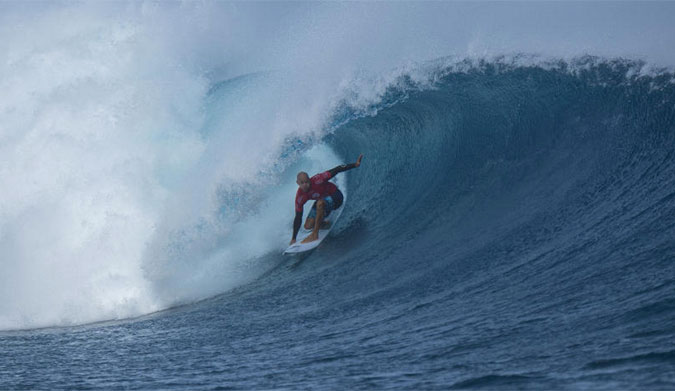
[2,59,675,390]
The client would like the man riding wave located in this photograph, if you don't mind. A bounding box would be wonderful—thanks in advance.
[290,154,363,245]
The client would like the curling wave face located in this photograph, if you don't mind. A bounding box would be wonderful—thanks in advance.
[2,1,675,337]
[329,59,675,304]
[2,57,675,389]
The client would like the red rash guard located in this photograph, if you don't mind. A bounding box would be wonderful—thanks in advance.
[291,162,357,241]
[295,171,337,212]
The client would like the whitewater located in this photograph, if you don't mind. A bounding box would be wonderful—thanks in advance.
[1,2,675,390]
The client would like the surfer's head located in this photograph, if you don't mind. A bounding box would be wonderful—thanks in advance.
[296,172,310,192]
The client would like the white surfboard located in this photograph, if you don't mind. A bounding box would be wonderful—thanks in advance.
[283,197,345,255]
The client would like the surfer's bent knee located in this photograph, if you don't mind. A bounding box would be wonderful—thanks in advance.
[316,199,326,209]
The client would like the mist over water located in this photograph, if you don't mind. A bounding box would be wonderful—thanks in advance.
[1,1,674,331]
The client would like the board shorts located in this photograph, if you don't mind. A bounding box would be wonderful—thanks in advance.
[307,189,343,219]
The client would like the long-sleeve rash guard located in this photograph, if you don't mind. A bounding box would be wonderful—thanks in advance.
[292,163,357,240]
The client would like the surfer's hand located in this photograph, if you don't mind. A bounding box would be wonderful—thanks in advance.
[290,239,296,245]
[355,154,363,167]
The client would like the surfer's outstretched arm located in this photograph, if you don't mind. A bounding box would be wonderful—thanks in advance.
[291,210,303,244]
[328,154,363,177]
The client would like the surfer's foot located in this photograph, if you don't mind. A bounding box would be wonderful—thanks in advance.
[301,232,319,243]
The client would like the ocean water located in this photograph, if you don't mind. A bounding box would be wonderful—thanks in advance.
[2,2,675,390]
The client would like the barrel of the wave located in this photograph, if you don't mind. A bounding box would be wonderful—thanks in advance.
[284,154,363,255]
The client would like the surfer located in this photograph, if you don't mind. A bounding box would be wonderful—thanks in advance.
[290,154,363,245]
